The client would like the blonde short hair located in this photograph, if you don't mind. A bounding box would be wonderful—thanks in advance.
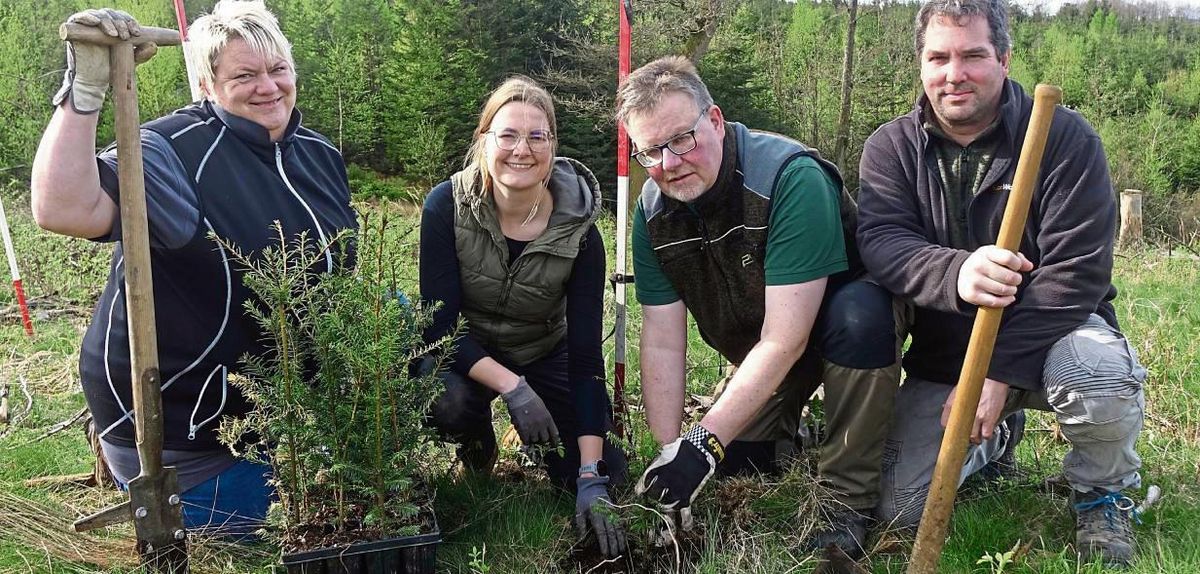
[187,0,294,95]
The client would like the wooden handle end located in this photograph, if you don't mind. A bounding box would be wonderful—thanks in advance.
[1034,83,1063,106]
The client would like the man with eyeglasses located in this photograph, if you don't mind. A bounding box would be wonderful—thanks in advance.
[617,56,898,558]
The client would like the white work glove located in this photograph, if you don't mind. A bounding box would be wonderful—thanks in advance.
[53,9,155,114]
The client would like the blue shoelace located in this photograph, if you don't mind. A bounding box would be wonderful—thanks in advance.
[1074,491,1142,525]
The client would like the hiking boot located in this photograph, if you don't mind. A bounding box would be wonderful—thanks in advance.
[980,410,1025,482]
[1072,488,1136,568]
[805,507,870,561]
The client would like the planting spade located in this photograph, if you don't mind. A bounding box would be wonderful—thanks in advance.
[58,22,190,573]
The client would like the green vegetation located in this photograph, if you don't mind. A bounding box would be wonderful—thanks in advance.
[1,199,1198,572]
[2,0,1199,571]
[212,216,449,549]
[3,0,1200,238]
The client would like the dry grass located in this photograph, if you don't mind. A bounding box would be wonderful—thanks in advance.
[0,490,136,571]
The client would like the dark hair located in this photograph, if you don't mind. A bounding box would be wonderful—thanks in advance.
[914,0,1011,57]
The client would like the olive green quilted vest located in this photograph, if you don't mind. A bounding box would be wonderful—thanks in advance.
[452,157,602,365]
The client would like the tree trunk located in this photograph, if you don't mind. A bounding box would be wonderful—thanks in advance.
[835,0,859,175]
[1119,189,1143,248]
[684,0,724,62]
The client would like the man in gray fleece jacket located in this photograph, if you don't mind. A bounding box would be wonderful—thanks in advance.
[857,0,1146,567]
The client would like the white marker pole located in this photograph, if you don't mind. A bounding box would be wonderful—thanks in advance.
[0,197,33,336]
[173,0,202,102]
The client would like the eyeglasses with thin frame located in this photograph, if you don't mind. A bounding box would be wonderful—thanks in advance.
[487,129,554,152]
[631,108,710,168]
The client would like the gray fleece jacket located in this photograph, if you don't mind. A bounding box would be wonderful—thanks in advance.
[857,79,1119,391]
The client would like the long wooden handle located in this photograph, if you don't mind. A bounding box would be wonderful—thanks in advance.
[112,41,189,572]
[60,23,181,46]
[111,42,166,480]
[907,84,1063,574]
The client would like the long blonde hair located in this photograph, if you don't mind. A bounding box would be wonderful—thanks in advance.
[461,76,558,197]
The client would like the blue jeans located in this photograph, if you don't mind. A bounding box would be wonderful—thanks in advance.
[118,459,274,538]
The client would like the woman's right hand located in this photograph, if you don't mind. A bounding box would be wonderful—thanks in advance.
[53,9,144,114]
[500,377,560,448]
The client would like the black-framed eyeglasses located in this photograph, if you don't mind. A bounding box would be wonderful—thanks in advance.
[487,129,554,152]
[631,108,709,168]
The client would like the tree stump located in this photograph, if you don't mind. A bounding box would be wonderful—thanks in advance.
[1119,189,1143,248]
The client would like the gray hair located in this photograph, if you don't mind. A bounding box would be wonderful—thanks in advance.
[914,0,1011,57]
[615,56,714,126]
[187,0,294,95]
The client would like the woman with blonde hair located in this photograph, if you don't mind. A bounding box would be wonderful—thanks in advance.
[31,2,356,535]
[420,76,627,557]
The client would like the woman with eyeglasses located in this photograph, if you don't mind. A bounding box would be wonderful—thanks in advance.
[418,76,628,557]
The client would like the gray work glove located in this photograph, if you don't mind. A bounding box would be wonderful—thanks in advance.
[575,475,627,557]
[500,376,560,448]
[53,9,152,114]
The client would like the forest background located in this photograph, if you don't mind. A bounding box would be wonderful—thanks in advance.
[1,0,1200,572]
[2,0,1200,240]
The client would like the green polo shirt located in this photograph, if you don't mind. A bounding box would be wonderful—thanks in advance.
[632,155,847,306]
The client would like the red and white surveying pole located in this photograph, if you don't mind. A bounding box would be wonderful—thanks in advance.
[172,0,202,102]
[612,0,633,438]
[0,197,33,336]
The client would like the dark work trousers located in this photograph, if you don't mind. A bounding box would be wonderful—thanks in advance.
[425,344,628,492]
[713,278,898,510]
[817,279,907,511]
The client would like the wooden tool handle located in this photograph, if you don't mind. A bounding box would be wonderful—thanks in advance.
[60,23,181,46]
[907,83,1063,574]
[110,43,166,476]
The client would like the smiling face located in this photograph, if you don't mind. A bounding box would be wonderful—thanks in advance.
[625,91,725,203]
[920,14,1009,141]
[485,101,554,195]
[204,37,296,141]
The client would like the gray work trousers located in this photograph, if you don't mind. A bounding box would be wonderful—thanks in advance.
[877,314,1146,527]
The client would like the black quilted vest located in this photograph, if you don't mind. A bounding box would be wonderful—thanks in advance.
[641,122,859,365]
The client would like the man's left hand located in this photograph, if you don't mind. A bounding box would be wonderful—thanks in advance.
[635,425,723,510]
[942,378,1010,444]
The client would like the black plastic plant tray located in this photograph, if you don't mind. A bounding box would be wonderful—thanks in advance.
[280,529,441,574]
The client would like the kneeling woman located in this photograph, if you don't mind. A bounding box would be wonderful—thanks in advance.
[419,77,627,556]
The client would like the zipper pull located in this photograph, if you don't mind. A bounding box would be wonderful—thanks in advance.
[188,425,197,440]
[275,143,282,162]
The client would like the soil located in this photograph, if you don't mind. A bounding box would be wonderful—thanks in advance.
[280,491,438,554]
[562,526,707,574]
[559,528,705,574]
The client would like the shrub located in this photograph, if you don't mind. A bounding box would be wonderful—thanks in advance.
[216,214,451,549]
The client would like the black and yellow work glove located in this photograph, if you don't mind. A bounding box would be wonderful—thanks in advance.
[635,424,725,511]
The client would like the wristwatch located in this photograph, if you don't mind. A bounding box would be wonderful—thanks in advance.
[578,459,608,477]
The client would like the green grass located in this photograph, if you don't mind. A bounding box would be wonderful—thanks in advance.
[2,202,1198,573]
